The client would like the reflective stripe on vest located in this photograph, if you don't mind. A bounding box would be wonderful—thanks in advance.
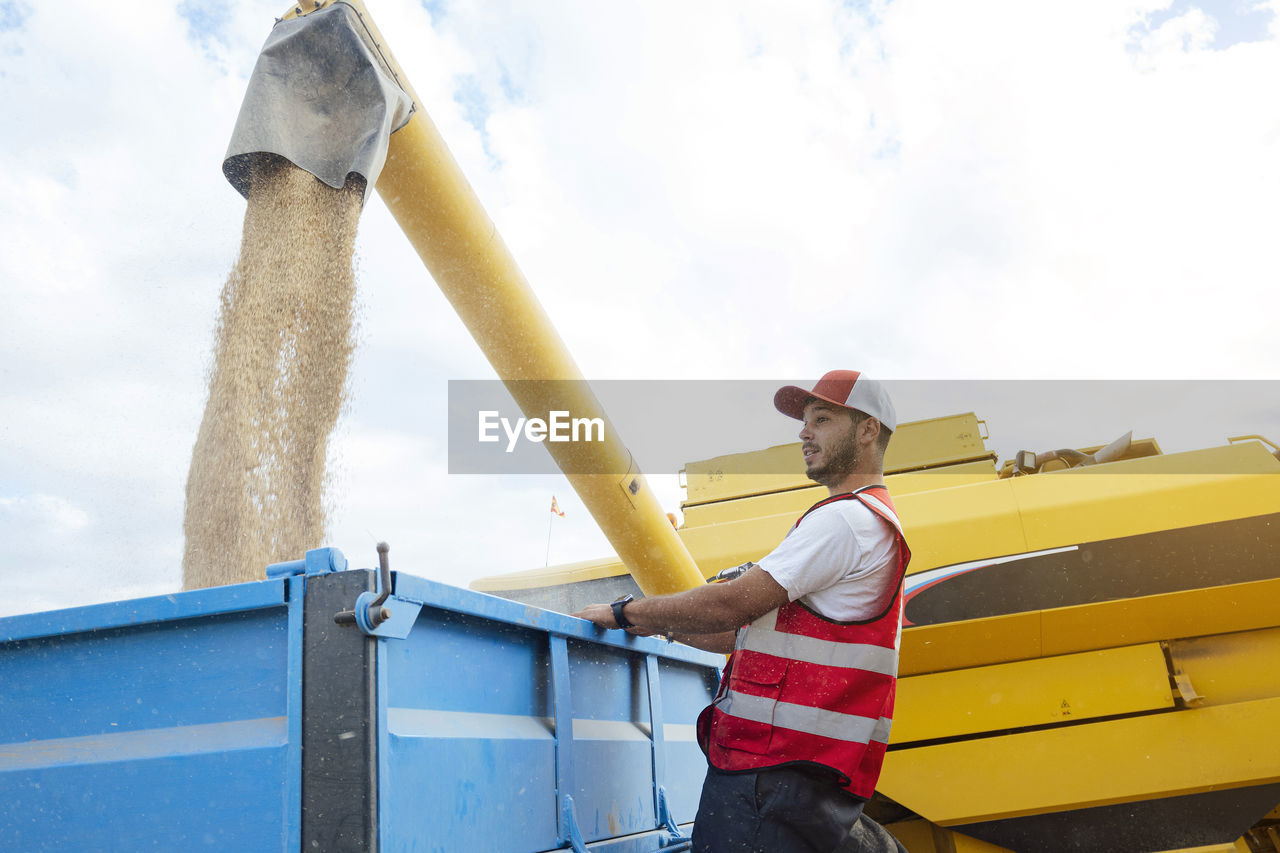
[737,608,898,676]
[703,486,911,798]
[717,691,895,745]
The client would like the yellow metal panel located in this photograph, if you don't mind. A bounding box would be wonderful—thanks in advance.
[1167,626,1280,706]
[1041,576,1280,657]
[681,442,1278,581]
[885,460,999,497]
[681,483,825,528]
[678,510,796,576]
[949,831,1018,853]
[682,459,998,529]
[885,820,939,853]
[881,413,993,473]
[681,414,995,505]
[899,612,1043,677]
[892,643,1174,744]
[895,479,1030,579]
[887,822,1017,853]
[682,444,811,506]
[471,505,803,591]
[1011,443,1280,554]
[474,455,1001,591]
[468,555,629,591]
[878,697,1280,825]
[900,576,1280,676]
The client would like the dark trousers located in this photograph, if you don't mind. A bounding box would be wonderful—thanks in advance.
[690,765,907,853]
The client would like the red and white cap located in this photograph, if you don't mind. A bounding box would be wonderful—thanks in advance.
[774,370,897,432]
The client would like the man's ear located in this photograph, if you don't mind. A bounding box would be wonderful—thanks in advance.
[859,416,881,445]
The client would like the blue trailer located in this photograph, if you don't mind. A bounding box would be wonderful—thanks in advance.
[0,548,722,851]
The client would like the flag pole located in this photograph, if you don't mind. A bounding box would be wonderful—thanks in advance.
[545,509,553,567]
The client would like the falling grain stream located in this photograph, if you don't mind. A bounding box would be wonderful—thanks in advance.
[182,158,363,589]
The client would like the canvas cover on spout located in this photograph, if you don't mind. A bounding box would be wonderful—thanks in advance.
[223,3,413,203]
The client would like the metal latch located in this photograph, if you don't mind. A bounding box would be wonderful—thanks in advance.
[333,542,423,638]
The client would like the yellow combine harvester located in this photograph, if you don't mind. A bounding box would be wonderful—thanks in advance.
[234,2,1279,849]
[476,417,1280,852]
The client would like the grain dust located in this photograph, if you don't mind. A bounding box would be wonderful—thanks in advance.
[182,157,363,589]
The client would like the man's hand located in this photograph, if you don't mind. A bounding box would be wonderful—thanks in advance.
[572,603,618,629]
[571,566,789,636]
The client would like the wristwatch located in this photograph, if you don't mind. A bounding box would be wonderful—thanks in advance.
[610,594,635,629]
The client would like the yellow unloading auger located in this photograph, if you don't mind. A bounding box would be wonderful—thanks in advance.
[223,0,704,596]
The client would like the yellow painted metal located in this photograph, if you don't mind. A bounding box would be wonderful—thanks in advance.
[899,611,1043,677]
[681,444,813,507]
[474,455,1000,591]
[683,482,822,529]
[892,643,1174,744]
[948,832,1018,853]
[676,506,795,579]
[1012,443,1280,554]
[885,460,1000,497]
[886,821,1017,853]
[878,696,1280,825]
[673,457,1000,576]
[895,479,1030,581]
[469,554,639,592]
[883,413,994,473]
[898,441,1279,582]
[1041,575,1280,658]
[684,459,998,528]
[476,420,1278,594]
[885,820,940,853]
[682,413,996,506]
[888,442,1279,586]
[900,575,1280,676]
[1167,626,1280,707]
[1229,434,1280,455]
[279,0,704,596]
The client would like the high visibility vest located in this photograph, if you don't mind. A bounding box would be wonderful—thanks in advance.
[697,485,911,799]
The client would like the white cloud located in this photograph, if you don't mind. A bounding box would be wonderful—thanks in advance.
[0,494,91,532]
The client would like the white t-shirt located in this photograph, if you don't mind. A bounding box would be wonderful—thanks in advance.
[756,497,899,622]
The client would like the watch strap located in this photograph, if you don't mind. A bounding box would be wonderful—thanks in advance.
[610,596,635,629]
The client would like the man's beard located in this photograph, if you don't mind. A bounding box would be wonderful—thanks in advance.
[806,434,860,487]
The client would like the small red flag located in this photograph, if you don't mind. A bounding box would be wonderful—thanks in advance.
[550,496,565,517]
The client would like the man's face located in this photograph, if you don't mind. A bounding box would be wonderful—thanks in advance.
[799,400,860,487]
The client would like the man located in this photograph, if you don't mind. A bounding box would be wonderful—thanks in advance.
[574,370,910,853]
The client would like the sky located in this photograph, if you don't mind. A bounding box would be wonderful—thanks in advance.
[1,0,1278,617]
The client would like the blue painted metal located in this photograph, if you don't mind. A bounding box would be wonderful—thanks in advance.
[0,577,300,851]
[551,634,579,848]
[388,572,719,668]
[283,574,306,853]
[376,571,721,851]
[265,545,349,579]
[646,655,670,823]
[0,580,286,644]
[0,565,722,851]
